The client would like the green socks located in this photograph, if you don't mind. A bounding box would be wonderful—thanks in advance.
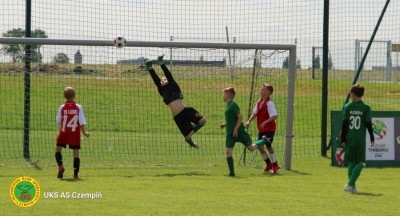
[348,163,364,187]
[227,156,234,176]
[193,123,204,133]
[186,139,195,146]
[255,139,266,146]
[347,162,356,179]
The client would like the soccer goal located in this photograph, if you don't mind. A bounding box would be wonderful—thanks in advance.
[355,39,393,82]
[0,37,296,170]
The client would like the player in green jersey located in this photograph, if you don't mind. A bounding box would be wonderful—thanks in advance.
[220,87,267,177]
[341,84,374,193]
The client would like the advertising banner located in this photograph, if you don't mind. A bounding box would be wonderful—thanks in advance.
[331,111,400,167]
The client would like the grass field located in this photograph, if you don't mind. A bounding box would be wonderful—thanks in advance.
[1,63,399,215]
[0,66,327,159]
[1,65,399,160]
[1,157,399,215]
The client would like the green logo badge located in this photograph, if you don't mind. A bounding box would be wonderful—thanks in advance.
[10,176,40,207]
[373,120,387,140]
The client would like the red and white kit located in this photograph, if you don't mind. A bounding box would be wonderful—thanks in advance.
[253,97,277,132]
[56,101,87,146]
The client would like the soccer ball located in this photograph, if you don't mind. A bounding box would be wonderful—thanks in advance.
[113,35,126,48]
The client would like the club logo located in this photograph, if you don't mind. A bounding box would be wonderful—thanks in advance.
[372,120,387,140]
[10,176,40,207]
[335,148,345,164]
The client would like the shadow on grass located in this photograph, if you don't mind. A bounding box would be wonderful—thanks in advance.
[257,170,311,177]
[155,172,210,177]
[287,169,311,176]
[60,178,82,182]
[25,159,42,170]
[354,192,383,197]
[258,172,283,177]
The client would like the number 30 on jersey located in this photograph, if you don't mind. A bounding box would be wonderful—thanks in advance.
[349,115,361,130]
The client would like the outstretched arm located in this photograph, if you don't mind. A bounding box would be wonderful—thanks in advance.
[161,65,174,82]
[148,68,161,87]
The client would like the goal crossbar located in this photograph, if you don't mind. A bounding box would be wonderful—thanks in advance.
[0,37,295,50]
[0,37,296,171]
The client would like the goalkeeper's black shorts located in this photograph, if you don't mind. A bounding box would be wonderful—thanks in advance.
[173,107,203,137]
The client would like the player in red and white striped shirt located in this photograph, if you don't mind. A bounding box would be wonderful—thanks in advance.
[55,87,90,180]
[246,83,280,174]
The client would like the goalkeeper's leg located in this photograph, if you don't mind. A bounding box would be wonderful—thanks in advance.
[175,108,205,149]
[189,107,206,133]
[193,117,206,133]
[185,134,199,149]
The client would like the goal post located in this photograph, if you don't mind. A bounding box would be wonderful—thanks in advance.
[0,37,296,170]
[355,39,393,82]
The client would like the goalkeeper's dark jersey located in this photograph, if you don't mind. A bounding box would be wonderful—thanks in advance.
[342,101,372,147]
[149,65,183,105]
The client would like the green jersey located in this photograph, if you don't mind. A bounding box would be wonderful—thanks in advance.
[343,101,372,146]
[224,100,245,135]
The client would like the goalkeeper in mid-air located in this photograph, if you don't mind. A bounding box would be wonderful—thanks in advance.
[145,55,206,149]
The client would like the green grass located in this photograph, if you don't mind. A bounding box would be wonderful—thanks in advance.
[1,157,399,215]
[0,72,323,159]
[1,64,400,161]
[1,64,399,215]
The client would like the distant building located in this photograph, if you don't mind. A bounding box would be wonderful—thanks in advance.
[117,57,226,67]
[118,57,149,65]
[372,66,400,71]
[74,50,82,64]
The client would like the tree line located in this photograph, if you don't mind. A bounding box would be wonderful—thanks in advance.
[2,28,70,64]
[3,28,332,68]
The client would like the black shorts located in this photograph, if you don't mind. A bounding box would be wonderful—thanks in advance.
[258,131,275,149]
[56,144,81,149]
[173,107,203,137]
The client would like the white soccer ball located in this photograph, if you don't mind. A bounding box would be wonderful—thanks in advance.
[113,35,126,48]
